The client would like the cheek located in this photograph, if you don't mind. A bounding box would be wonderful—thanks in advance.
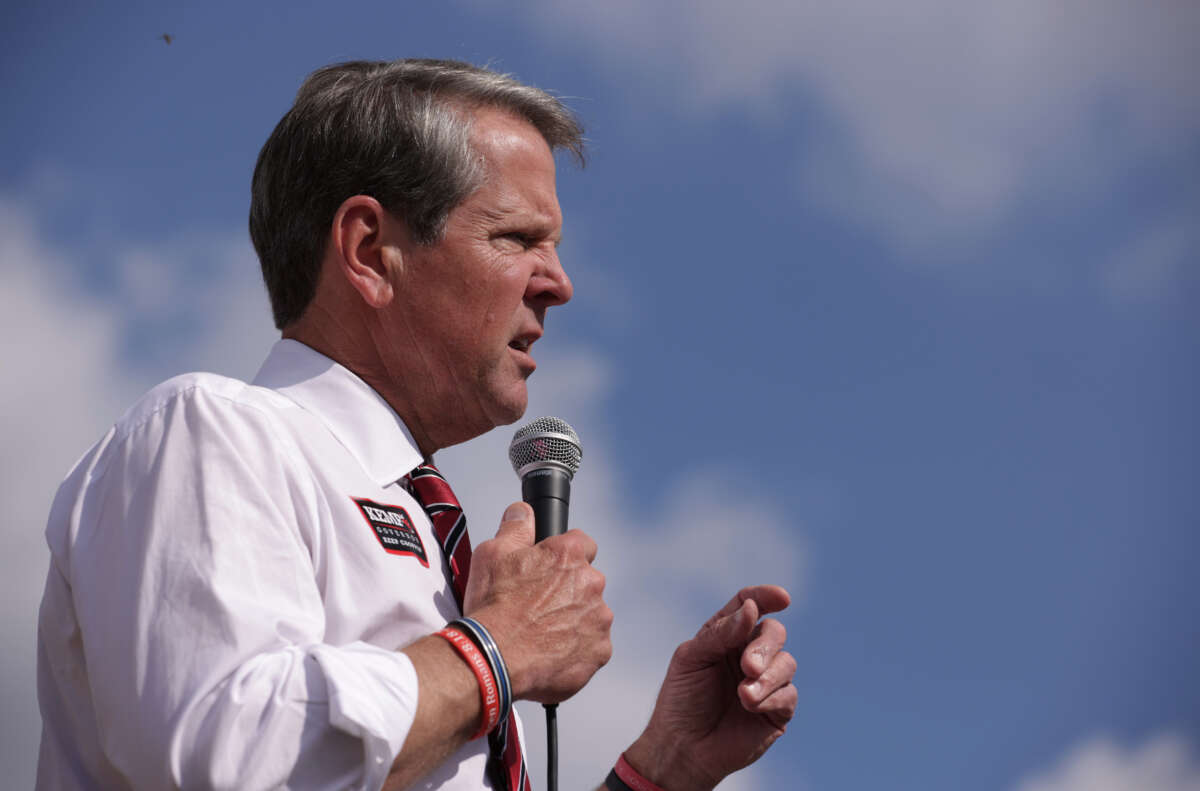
[483,272,529,325]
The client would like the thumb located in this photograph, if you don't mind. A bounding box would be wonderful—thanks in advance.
[691,598,759,662]
[493,502,535,548]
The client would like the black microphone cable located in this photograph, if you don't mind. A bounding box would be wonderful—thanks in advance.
[545,702,559,791]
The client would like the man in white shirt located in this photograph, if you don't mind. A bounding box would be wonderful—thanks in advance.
[37,59,798,790]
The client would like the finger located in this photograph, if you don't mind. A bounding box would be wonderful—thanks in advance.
[690,598,759,662]
[563,529,599,563]
[741,680,798,728]
[713,585,791,621]
[740,617,787,679]
[493,502,535,548]
[739,650,798,708]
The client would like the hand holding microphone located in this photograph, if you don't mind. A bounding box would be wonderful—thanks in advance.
[461,417,611,705]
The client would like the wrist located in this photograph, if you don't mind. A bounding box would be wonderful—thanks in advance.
[463,607,531,701]
[605,752,666,791]
[434,627,499,738]
[622,733,716,791]
[447,617,513,726]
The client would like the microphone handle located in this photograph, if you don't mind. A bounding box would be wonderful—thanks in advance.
[520,467,572,791]
[521,468,571,543]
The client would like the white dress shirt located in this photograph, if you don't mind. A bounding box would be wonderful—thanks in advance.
[37,340,506,790]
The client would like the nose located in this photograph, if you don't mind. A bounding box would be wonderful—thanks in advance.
[527,249,573,308]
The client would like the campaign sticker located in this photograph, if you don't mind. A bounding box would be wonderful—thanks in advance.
[351,497,429,566]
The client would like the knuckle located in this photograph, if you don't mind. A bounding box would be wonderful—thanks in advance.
[470,540,497,566]
[565,528,598,554]
[538,539,571,567]
[754,617,782,643]
[538,534,565,554]
[670,640,692,665]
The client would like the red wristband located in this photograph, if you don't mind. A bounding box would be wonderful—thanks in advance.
[613,752,668,791]
[435,627,500,738]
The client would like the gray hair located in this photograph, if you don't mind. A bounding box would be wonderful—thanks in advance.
[249,58,585,329]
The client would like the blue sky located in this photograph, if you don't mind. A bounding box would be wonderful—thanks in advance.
[2,2,1198,789]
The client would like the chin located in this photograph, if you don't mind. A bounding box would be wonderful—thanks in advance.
[490,387,529,428]
[493,401,528,427]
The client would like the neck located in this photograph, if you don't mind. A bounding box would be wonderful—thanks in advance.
[283,313,443,458]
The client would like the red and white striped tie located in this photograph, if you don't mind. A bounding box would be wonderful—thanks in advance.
[404,463,531,791]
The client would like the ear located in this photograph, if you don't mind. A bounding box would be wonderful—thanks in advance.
[329,195,398,308]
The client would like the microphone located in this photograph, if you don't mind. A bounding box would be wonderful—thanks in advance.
[508,416,583,543]
[508,416,582,791]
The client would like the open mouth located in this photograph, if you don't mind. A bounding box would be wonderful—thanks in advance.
[508,329,540,353]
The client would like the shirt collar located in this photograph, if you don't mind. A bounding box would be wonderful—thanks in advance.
[252,339,423,487]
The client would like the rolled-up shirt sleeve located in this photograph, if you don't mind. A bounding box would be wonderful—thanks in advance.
[39,381,416,790]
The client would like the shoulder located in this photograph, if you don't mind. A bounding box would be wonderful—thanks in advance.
[68,371,307,494]
[46,370,316,561]
[112,371,292,443]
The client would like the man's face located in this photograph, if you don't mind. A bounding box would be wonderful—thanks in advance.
[383,107,572,449]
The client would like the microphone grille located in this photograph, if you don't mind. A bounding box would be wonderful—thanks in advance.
[508,416,582,478]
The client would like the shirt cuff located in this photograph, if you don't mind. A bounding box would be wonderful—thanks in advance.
[310,641,419,791]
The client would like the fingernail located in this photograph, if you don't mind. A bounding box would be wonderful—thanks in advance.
[746,680,762,697]
[503,503,524,521]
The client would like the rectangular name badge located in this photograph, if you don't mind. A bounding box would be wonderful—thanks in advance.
[351,497,429,566]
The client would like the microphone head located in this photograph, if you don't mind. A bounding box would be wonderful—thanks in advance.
[508,416,583,480]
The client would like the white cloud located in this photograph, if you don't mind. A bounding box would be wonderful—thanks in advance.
[1014,732,1200,791]
[108,229,279,379]
[481,0,1200,267]
[0,197,134,787]
[1,189,805,789]
[0,192,278,788]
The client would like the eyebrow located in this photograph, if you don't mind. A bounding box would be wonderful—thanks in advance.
[475,203,563,246]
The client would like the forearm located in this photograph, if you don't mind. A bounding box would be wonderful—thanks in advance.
[88,641,421,789]
[92,626,480,791]
[383,635,483,790]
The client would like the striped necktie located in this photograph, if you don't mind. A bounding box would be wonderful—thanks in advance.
[404,463,532,791]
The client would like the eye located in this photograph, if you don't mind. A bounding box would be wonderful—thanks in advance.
[495,232,534,250]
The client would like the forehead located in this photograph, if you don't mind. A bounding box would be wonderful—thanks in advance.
[460,107,561,226]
